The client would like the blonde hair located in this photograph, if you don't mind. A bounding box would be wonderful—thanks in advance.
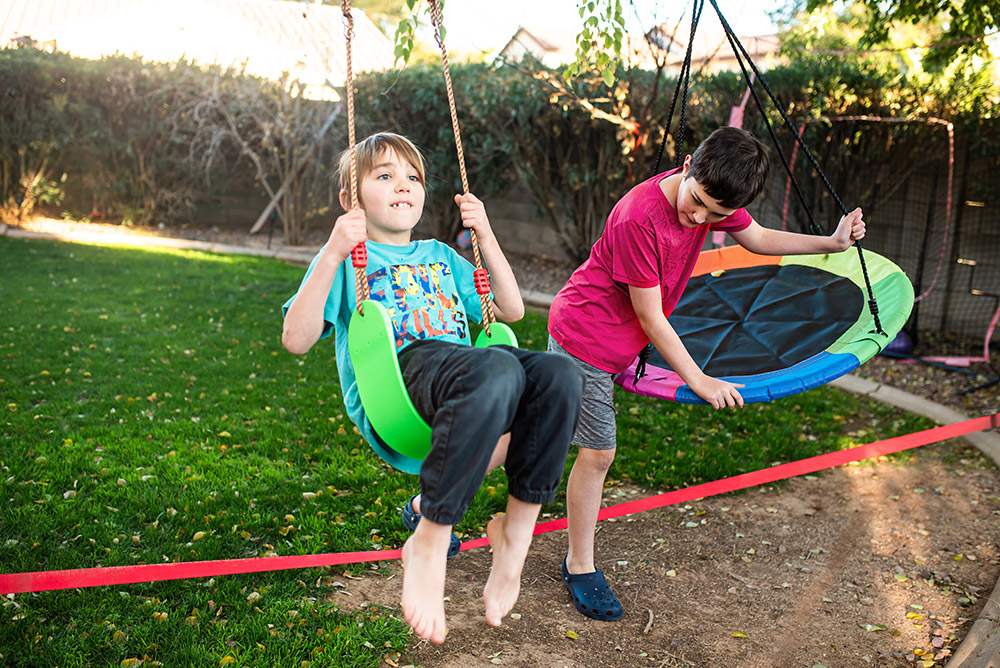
[337,132,426,206]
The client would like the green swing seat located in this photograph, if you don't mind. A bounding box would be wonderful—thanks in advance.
[348,299,518,461]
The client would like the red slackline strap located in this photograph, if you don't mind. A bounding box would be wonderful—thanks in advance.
[0,549,401,596]
[3,413,996,594]
[504,412,1000,546]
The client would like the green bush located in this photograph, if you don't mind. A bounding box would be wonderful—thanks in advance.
[2,48,997,257]
[0,48,98,220]
[350,55,998,261]
[0,49,326,232]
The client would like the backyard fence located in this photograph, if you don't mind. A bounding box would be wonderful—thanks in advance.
[745,116,999,366]
[2,49,998,365]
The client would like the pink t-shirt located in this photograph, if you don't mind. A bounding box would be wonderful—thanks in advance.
[548,169,752,373]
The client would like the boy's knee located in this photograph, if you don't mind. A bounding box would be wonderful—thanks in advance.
[576,446,616,472]
[478,347,526,396]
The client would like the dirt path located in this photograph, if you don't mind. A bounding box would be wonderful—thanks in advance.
[333,442,1000,668]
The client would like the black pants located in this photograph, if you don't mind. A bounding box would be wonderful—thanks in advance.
[397,340,585,526]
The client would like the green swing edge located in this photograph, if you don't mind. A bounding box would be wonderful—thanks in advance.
[348,299,518,461]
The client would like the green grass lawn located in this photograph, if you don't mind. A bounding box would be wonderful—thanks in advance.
[0,236,934,667]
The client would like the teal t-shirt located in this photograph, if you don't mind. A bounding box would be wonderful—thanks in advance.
[282,239,484,473]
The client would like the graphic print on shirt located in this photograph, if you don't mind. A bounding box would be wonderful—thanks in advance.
[367,262,468,349]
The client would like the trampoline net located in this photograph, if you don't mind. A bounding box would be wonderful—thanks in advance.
[741,117,998,364]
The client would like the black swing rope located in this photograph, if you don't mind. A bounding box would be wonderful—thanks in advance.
[640,0,707,383]
[653,0,704,174]
[705,0,885,337]
[637,0,886,384]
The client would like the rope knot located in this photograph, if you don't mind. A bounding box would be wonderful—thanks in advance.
[634,344,652,384]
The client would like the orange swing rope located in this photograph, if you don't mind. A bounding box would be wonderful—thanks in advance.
[341,0,496,335]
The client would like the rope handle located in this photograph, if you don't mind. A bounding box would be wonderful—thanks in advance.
[428,0,495,336]
[341,0,369,314]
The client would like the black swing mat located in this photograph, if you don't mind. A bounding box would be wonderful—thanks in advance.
[651,264,864,377]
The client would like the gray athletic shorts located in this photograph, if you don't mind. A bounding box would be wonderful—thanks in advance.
[547,336,617,450]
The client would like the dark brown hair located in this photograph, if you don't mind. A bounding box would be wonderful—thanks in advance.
[686,127,769,209]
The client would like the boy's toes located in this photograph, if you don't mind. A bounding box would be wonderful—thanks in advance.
[485,607,503,628]
[421,617,447,644]
[404,604,446,644]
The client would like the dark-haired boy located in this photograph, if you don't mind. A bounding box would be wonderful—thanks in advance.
[547,126,867,621]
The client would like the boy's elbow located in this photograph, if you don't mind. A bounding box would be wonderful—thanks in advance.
[282,335,304,356]
[500,300,525,322]
[282,327,313,355]
[634,309,663,336]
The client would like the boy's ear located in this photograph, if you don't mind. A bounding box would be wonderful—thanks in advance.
[339,189,352,211]
[681,154,693,178]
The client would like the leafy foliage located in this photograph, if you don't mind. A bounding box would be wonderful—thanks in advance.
[169,71,340,246]
[391,0,421,65]
[472,62,666,261]
[75,57,213,227]
[802,0,1000,71]
[0,50,219,226]
[4,35,999,259]
[339,0,412,36]
[345,51,998,260]
[566,0,627,87]
[0,49,340,242]
[0,49,96,221]
[387,0,626,85]
[390,0,448,66]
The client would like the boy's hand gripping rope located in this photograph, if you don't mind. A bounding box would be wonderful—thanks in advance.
[428,0,495,336]
[341,0,369,313]
[707,0,885,336]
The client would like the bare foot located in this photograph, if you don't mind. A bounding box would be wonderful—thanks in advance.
[482,513,533,627]
[400,526,450,644]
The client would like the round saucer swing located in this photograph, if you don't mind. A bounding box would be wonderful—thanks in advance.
[617,245,913,403]
[614,0,914,405]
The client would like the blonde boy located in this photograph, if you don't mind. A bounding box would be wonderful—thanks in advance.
[282,133,583,642]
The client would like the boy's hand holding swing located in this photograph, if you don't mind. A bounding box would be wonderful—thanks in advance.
[830,207,867,251]
[630,283,745,411]
[327,209,368,262]
[688,373,745,410]
[454,192,494,241]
